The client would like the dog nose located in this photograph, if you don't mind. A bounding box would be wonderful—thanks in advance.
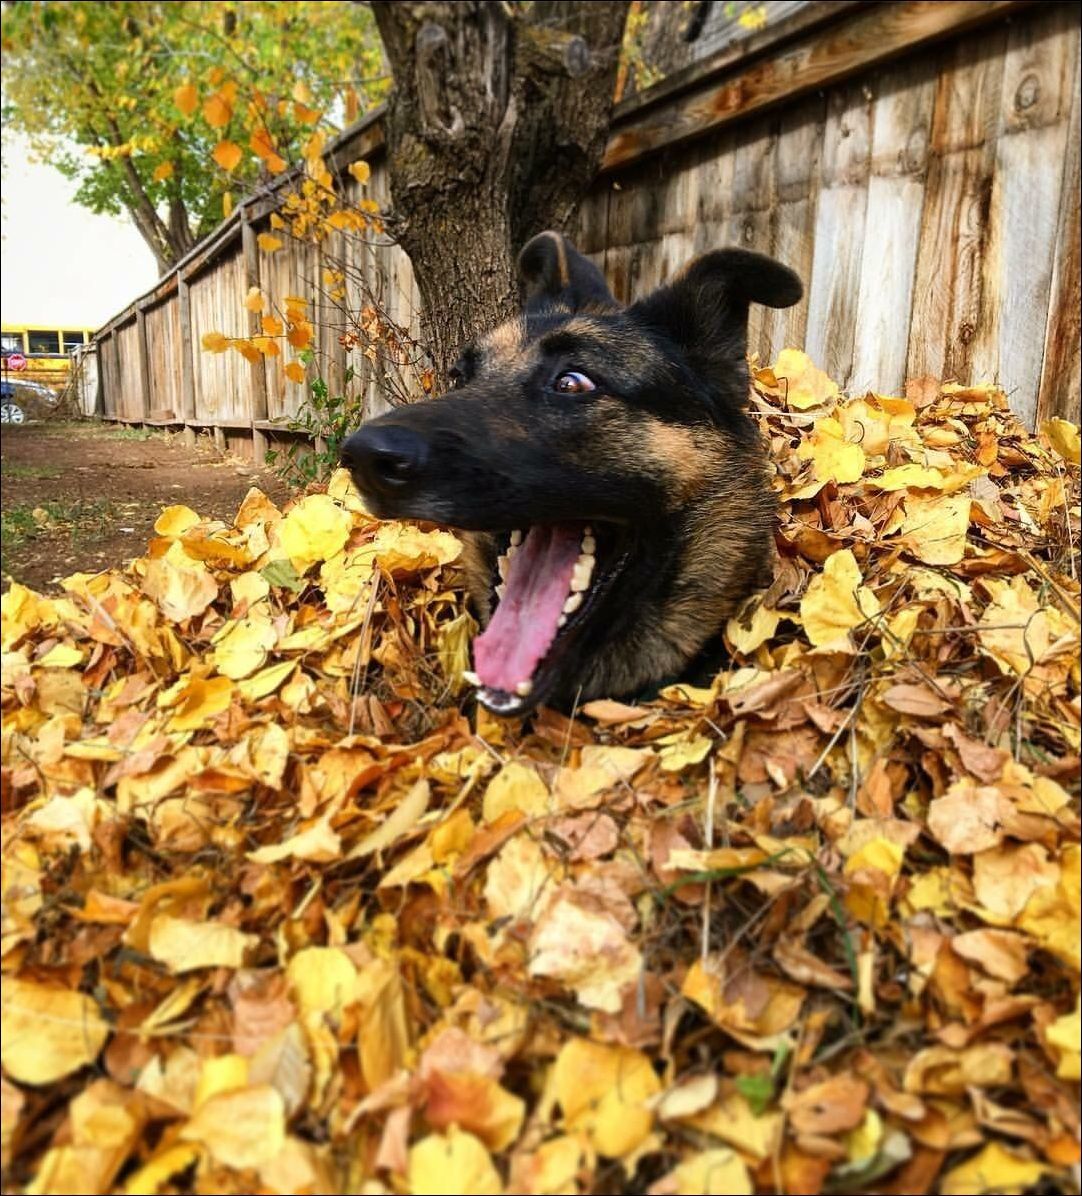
[341,424,429,494]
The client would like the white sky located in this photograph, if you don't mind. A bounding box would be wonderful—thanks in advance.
[1,131,158,331]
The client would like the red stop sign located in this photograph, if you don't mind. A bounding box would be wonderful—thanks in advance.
[6,353,27,371]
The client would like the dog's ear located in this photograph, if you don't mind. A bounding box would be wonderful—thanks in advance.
[518,231,616,311]
[628,249,802,398]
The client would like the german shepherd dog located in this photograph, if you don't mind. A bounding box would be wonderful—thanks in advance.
[342,232,801,716]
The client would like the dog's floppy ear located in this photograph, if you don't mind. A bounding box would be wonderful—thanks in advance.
[629,248,802,396]
[518,231,616,311]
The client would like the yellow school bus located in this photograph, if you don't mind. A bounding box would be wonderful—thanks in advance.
[1,324,94,388]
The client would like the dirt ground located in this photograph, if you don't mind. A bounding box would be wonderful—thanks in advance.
[1,421,292,593]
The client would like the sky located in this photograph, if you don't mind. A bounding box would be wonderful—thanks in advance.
[1,131,158,332]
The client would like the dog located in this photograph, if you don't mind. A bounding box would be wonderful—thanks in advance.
[341,232,801,716]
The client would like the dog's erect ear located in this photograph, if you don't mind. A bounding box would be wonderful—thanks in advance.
[629,248,802,398]
[518,231,616,311]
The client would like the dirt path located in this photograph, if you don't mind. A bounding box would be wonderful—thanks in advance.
[1,422,292,592]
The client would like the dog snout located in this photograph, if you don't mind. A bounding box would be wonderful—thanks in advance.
[341,424,430,496]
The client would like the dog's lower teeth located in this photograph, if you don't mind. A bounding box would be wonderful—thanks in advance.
[515,681,533,696]
[497,554,510,580]
[558,614,567,628]
[581,534,596,554]
[563,592,583,614]
[462,669,480,686]
[495,582,506,600]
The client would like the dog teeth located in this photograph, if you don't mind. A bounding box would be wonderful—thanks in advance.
[497,554,510,580]
[515,680,533,697]
[462,670,480,686]
[509,529,523,547]
[563,592,583,615]
[495,583,506,600]
[581,533,596,555]
[557,614,567,628]
[570,554,594,592]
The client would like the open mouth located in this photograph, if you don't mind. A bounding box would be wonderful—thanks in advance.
[463,521,628,715]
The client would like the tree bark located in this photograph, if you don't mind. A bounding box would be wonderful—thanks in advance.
[371,0,630,385]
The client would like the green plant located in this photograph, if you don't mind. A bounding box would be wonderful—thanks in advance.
[1,499,118,552]
[265,364,364,486]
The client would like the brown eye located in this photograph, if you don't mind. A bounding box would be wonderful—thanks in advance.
[553,370,596,395]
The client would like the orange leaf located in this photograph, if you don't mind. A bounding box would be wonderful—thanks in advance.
[293,102,321,125]
[212,140,243,172]
[261,315,284,336]
[174,84,198,117]
[287,323,312,351]
[243,287,265,314]
[250,126,277,161]
[233,341,262,365]
[349,160,371,185]
[201,332,229,353]
[152,162,175,182]
[257,233,283,253]
[253,337,280,358]
[203,92,233,129]
[284,361,306,384]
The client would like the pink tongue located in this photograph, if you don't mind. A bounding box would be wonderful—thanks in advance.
[473,524,581,692]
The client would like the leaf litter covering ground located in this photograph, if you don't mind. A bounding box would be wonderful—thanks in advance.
[1,358,1080,1196]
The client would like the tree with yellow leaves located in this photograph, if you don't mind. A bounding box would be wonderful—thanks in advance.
[0,1,385,273]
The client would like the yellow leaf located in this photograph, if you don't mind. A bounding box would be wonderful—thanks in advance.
[349,778,430,860]
[773,348,839,410]
[1045,996,1081,1080]
[940,1142,1049,1196]
[212,139,242,172]
[483,761,549,823]
[1042,417,1081,465]
[799,548,881,649]
[148,915,257,973]
[284,360,306,383]
[141,554,218,622]
[181,1086,285,1171]
[201,331,229,353]
[154,505,200,537]
[270,211,286,230]
[210,612,276,679]
[248,816,341,864]
[173,83,198,117]
[222,191,233,218]
[278,493,353,573]
[898,493,971,565]
[408,1127,502,1196]
[1,980,110,1084]
[152,161,174,182]
[243,285,265,313]
[726,604,781,654]
[793,416,866,497]
[257,232,283,253]
[122,1143,202,1195]
[202,91,233,129]
[287,946,358,1015]
[660,1148,752,1195]
[873,462,983,493]
[349,159,371,185]
[166,674,234,732]
[554,1039,660,1157]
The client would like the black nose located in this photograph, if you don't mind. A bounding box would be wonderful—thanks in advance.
[340,424,429,495]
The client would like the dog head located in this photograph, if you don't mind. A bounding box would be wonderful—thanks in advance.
[342,232,801,714]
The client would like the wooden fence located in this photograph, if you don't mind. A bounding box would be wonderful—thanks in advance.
[95,0,1081,460]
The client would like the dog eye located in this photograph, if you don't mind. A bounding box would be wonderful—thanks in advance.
[553,370,596,395]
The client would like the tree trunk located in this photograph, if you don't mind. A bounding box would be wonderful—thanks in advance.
[371,1,630,385]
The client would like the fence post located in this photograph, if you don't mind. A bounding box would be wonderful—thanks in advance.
[242,210,270,464]
[177,272,197,447]
[135,304,151,424]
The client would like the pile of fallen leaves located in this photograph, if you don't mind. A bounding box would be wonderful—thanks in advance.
[2,355,1079,1196]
